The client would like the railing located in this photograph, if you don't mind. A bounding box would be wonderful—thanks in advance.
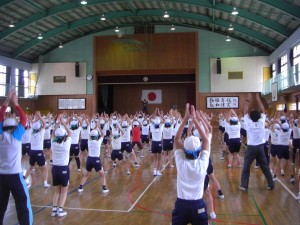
[262,62,300,95]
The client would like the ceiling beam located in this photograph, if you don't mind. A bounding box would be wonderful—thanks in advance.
[13,10,279,58]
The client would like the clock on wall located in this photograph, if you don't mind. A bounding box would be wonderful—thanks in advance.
[86,74,93,81]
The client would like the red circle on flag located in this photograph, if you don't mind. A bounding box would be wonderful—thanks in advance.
[148,92,156,101]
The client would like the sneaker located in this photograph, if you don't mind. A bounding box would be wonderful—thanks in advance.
[273,175,277,181]
[104,170,108,174]
[228,164,232,168]
[218,190,224,199]
[210,212,216,220]
[140,155,145,158]
[102,188,109,194]
[156,170,162,176]
[267,185,274,190]
[296,193,300,201]
[281,169,285,176]
[219,152,224,160]
[126,170,131,175]
[51,210,57,217]
[78,188,84,193]
[291,162,295,166]
[239,186,247,191]
[153,169,157,176]
[170,164,175,168]
[134,163,140,167]
[290,177,295,183]
[77,168,81,172]
[112,162,117,167]
[44,182,51,188]
[254,165,259,169]
[57,210,67,217]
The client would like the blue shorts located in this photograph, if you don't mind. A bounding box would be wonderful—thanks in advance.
[43,139,51,149]
[219,126,225,133]
[70,144,80,156]
[111,150,124,161]
[29,150,46,167]
[22,143,31,156]
[102,136,109,145]
[141,135,149,144]
[277,145,290,160]
[293,138,300,150]
[270,144,278,157]
[228,138,241,153]
[172,198,208,225]
[52,165,70,187]
[86,156,103,172]
[80,139,88,151]
[240,128,247,137]
[224,132,229,145]
[151,141,162,154]
[163,139,173,151]
[121,142,132,153]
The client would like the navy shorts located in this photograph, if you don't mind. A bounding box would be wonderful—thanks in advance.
[219,126,225,133]
[80,139,88,151]
[293,138,300,150]
[43,139,51,149]
[141,135,149,144]
[163,139,173,151]
[172,198,208,225]
[151,141,162,154]
[52,165,70,187]
[224,132,229,145]
[121,142,132,153]
[70,144,80,156]
[240,128,247,137]
[29,150,46,167]
[86,156,103,172]
[228,138,241,153]
[111,150,124,161]
[22,143,31,156]
[270,144,278,157]
[102,136,109,145]
[277,145,290,160]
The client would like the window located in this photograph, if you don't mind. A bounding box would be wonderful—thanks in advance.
[289,103,296,111]
[280,54,288,89]
[276,104,285,111]
[15,68,33,98]
[0,65,7,96]
[271,63,276,81]
[293,43,300,85]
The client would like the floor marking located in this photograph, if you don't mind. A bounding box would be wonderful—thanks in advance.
[275,177,298,199]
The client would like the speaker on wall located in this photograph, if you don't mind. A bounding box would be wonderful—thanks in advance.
[75,62,80,77]
[216,58,221,74]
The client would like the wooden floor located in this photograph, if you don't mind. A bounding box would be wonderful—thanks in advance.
[4,132,300,225]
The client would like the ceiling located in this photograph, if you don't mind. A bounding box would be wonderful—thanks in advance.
[0,0,299,63]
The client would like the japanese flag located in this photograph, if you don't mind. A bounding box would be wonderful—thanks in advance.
[141,90,162,104]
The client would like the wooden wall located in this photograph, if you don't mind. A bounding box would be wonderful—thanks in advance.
[111,83,189,115]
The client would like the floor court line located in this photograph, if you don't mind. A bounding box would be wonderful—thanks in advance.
[275,177,298,200]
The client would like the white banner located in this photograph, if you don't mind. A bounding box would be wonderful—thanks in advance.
[141,90,162,104]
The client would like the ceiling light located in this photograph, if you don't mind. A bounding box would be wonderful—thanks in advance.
[8,20,15,28]
[80,0,87,5]
[231,7,238,15]
[170,24,175,31]
[164,11,169,18]
[115,26,120,32]
[58,43,63,49]
[228,24,234,31]
[100,14,106,21]
[37,33,43,40]
[226,35,231,42]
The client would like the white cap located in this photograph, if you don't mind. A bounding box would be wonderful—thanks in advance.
[3,118,18,127]
[142,120,148,125]
[55,128,66,137]
[183,136,201,151]
[122,121,128,127]
[70,120,78,126]
[100,119,105,124]
[281,123,289,130]
[154,118,160,125]
[274,123,280,129]
[230,117,238,122]
[90,129,99,136]
[112,116,117,120]
[133,121,139,126]
[280,116,286,121]
[32,121,41,130]
[165,119,171,124]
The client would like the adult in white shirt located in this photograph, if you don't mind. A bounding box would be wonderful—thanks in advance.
[240,93,274,191]
[172,103,210,225]
[50,114,72,217]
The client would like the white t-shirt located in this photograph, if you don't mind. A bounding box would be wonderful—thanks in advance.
[141,124,150,135]
[270,130,280,145]
[22,128,32,144]
[80,125,90,139]
[278,129,292,146]
[244,113,266,145]
[174,149,209,200]
[70,128,81,144]
[88,137,104,157]
[226,122,241,139]
[31,129,45,150]
[51,137,71,166]
[292,124,300,139]
[163,126,173,140]
[150,124,163,141]
[120,125,132,142]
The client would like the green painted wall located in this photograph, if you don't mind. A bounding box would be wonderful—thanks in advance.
[44,26,268,94]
